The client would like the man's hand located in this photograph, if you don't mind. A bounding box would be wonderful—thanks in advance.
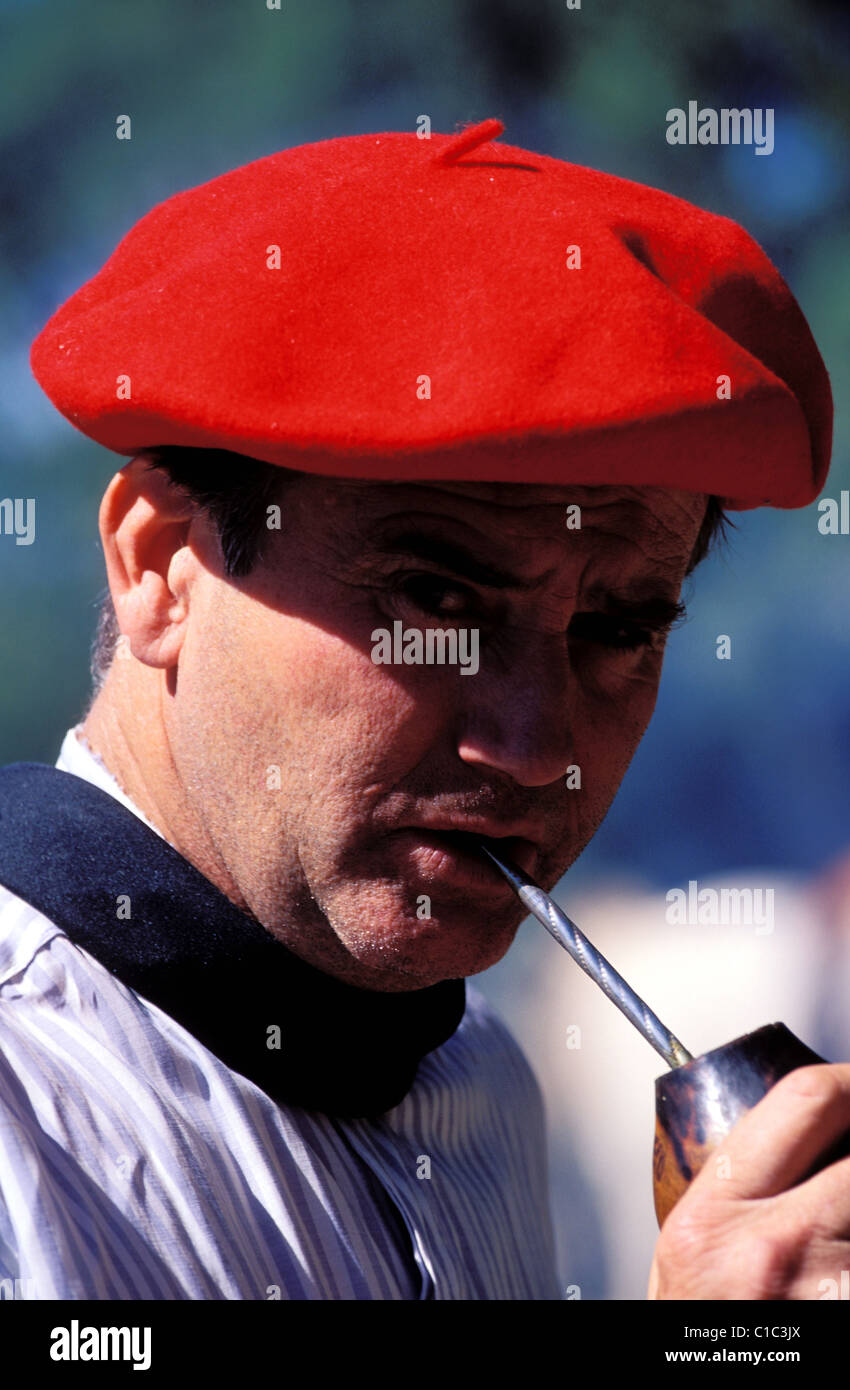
[648,1062,850,1299]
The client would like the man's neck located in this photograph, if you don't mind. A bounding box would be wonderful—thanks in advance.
[81,664,252,917]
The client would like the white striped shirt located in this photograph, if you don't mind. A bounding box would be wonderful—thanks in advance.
[0,728,560,1300]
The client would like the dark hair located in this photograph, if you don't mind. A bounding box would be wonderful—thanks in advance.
[89,448,731,692]
[685,493,732,574]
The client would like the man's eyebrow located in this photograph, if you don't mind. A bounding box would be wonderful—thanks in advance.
[585,586,688,627]
[367,525,688,622]
[369,526,539,591]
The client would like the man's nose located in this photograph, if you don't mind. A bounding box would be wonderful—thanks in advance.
[455,632,575,788]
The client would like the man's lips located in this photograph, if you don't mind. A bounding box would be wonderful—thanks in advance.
[428,828,540,876]
[390,823,541,887]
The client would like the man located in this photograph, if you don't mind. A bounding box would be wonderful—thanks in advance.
[0,118,844,1300]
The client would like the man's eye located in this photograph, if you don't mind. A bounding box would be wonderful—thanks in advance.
[393,573,477,619]
[568,612,659,651]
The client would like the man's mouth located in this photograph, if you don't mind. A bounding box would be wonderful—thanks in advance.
[432,828,538,876]
[389,824,540,889]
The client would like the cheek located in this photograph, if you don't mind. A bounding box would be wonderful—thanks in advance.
[262,619,454,795]
[572,657,664,786]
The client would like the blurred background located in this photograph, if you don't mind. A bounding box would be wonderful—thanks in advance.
[2,0,848,1298]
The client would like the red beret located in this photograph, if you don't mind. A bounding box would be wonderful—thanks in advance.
[31,118,832,511]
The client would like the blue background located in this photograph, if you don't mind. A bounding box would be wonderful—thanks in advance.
[2,0,849,1300]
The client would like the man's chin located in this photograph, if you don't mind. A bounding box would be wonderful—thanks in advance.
[329,899,521,992]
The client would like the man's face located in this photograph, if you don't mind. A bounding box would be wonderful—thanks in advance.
[166,474,707,991]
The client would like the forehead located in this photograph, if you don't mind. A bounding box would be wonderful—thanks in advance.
[277,477,713,602]
[309,476,708,554]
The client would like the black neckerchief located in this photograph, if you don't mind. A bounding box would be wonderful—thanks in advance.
[0,763,465,1118]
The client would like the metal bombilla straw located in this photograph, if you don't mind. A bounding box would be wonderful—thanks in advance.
[478,842,693,1071]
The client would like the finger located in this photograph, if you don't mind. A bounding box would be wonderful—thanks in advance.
[773,1150,850,1238]
[690,1062,850,1202]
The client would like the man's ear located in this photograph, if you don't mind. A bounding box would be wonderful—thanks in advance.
[98,457,198,668]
